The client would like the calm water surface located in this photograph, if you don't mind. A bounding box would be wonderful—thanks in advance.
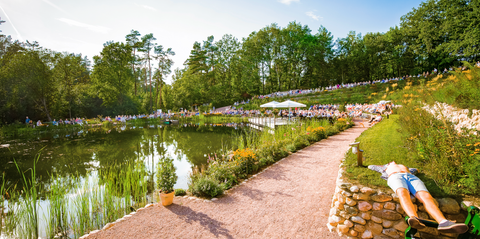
[1,123,243,191]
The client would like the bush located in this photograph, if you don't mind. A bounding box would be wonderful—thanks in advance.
[189,175,224,198]
[175,188,187,196]
[156,157,178,193]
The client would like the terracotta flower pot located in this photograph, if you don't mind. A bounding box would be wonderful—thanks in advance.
[160,191,175,206]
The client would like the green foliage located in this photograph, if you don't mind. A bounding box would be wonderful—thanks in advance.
[174,188,186,196]
[156,157,178,193]
[188,174,224,198]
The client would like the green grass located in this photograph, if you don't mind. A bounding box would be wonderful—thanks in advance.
[342,115,447,197]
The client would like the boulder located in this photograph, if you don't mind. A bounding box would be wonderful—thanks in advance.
[382,220,393,228]
[351,216,367,225]
[370,215,383,224]
[393,220,408,232]
[437,198,460,214]
[354,224,366,232]
[338,224,350,234]
[372,209,403,221]
[372,202,384,211]
[384,202,396,210]
[361,212,371,220]
[367,221,383,235]
[347,197,358,206]
[350,185,360,193]
[371,193,393,202]
[382,228,398,238]
[361,230,373,239]
[361,187,375,195]
[353,193,371,201]
[358,201,373,211]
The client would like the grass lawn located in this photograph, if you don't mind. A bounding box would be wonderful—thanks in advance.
[343,114,447,197]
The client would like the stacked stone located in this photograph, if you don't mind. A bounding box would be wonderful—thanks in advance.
[327,182,469,239]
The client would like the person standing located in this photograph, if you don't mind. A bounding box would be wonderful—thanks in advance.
[25,116,30,124]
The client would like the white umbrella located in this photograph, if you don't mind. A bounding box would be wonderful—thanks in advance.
[260,101,280,108]
[260,101,281,129]
[276,100,306,121]
[275,100,306,108]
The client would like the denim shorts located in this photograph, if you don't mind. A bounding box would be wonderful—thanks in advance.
[387,173,429,195]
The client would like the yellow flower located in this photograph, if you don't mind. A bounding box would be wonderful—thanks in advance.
[467,144,472,146]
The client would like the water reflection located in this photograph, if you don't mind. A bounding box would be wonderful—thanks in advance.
[0,123,244,193]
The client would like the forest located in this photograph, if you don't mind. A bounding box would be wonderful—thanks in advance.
[0,0,478,123]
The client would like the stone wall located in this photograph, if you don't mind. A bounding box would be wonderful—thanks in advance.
[327,163,476,239]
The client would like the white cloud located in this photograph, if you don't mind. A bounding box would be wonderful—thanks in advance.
[42,0,68,14]
[278,0,300,5]
[0,5,23,41]
[57,18,110,34]
[306,11,322,21]
[142,5,157,11]
[134,3,157,11]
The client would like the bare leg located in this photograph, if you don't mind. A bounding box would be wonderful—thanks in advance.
[396,188,418,217]
[415,191,446,223]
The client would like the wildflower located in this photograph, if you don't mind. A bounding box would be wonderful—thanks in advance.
[467,144,472,146]
[292,128,296,131]
[306,132,310,135]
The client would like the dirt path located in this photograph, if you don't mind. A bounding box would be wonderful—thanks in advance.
[86,123,369,239]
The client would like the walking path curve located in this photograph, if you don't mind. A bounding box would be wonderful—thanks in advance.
[86,123,370,239]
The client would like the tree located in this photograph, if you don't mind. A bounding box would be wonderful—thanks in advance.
[125,30,143,96]
[140,33,157,111]
[153,45,174,109]
[91,41,134,112]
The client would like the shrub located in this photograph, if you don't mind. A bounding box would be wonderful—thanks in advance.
[189,175,224,198]
[174,188,186,196]
[286,143,296,153]
[156,157,178,194]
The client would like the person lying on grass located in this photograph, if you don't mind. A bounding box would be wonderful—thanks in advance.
[368,161,468,234]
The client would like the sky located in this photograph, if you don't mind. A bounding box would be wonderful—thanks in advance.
[0,0,425,83]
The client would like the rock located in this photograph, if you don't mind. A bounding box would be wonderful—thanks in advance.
[372,209,403,221]
[335,200,345,210]
[331,208,340,216]
[340,183,353,190]
[338,224,351,234]
[350,229,359,236]
[372,202,384,211]
[367,221,383,235]
[343,191,353,197]
[338,194,347,204]
[145,203,154,208]
[361,212,371,220]
[358,201,373,211]
[344,219,354,227]
[351,216,366,225]
[419,204,426,212]
[391,193,400,202]
[382,220,393,228]
[361,230,373,238]
[373,235,392,239]
[354,224,366,232]
[329,215,345,226]
[418,226,440,236]
[346,197,357,206]
[89,230,100,234]
[418,211,430,220]
[103,222,115,230]
[371,193,393,202]
[340,210,353,219]
[384,202,396,210]
[353,193,371,201]
[327,223,336,232]
[445,213,466,223]
[393,220,408,232]
[350,185,360,193]
[189,197,196,200]
[204,200,211,203]
[382,228,398,238]
[371,216,383,224]
[437,198,460,214]
[361,187,375,195]
[211,198,218,201]
[396,203,405,215]
[345,205,360,216]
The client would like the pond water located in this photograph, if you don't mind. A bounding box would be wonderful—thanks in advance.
[0,123,245,238]
[1,123,243,192]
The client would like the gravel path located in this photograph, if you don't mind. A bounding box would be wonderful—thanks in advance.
[86,123,369,239]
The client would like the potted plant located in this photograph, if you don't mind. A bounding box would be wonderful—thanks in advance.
[156,157,178,206]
